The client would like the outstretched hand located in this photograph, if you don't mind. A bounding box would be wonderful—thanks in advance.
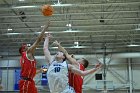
[46,33,52,38]
[43,32,53,40]
[36,68,45,74]
[53,40,61,46]
[95,63,102,70]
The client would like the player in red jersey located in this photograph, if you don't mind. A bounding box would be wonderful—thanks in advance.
[18,22,50,93]
[54,41,102,93]
[68,57,86,93]
[68,56,100,93]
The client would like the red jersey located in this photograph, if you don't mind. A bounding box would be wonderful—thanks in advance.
[20,52,36,79]
[69,63,85,93]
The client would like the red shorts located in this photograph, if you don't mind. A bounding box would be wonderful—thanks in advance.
[19,79,37,93]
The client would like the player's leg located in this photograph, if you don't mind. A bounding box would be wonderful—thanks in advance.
[19,80,29,93]
[61,85,75,93]
[28,80,38,93]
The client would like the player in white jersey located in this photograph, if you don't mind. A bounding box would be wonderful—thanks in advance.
[43,33,102,93]
[47,60,74,93]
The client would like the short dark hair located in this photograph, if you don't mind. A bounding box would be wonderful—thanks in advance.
[82,58,89,68]
[63,54,66,61]
[19,44,26,55]
[19,46,23,55]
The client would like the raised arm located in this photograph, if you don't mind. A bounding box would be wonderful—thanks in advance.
[43,33,52,64]
[28,22,50,54]
[53,40,79,66]
[68,63,102,76]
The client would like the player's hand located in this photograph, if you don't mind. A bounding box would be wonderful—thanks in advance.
[53,40,61,46]
[39,68,47,73]
[95,63,102,69]
[71,54,75,58]
[43,68,48,72]
[36,68,45,74]
[46,33,52,38]
[39,68,44,73]
[43,33,53,40]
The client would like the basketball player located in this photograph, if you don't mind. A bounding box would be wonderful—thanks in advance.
[43,34,101,93]
[18,22,50,93]
[53,41,102,93]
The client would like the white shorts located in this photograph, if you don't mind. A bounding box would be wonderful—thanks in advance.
[61,85,75,93]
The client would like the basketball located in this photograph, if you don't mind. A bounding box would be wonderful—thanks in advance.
[41,4,53,16]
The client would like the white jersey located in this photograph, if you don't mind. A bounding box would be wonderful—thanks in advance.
[47,61,75,93]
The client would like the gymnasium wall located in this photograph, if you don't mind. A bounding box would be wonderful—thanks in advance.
[0,54,140,93]
[83,58,140,93]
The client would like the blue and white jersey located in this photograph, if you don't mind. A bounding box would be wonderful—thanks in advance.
[47,61,69,93]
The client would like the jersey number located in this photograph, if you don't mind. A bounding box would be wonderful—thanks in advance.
[54,67,61,72]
